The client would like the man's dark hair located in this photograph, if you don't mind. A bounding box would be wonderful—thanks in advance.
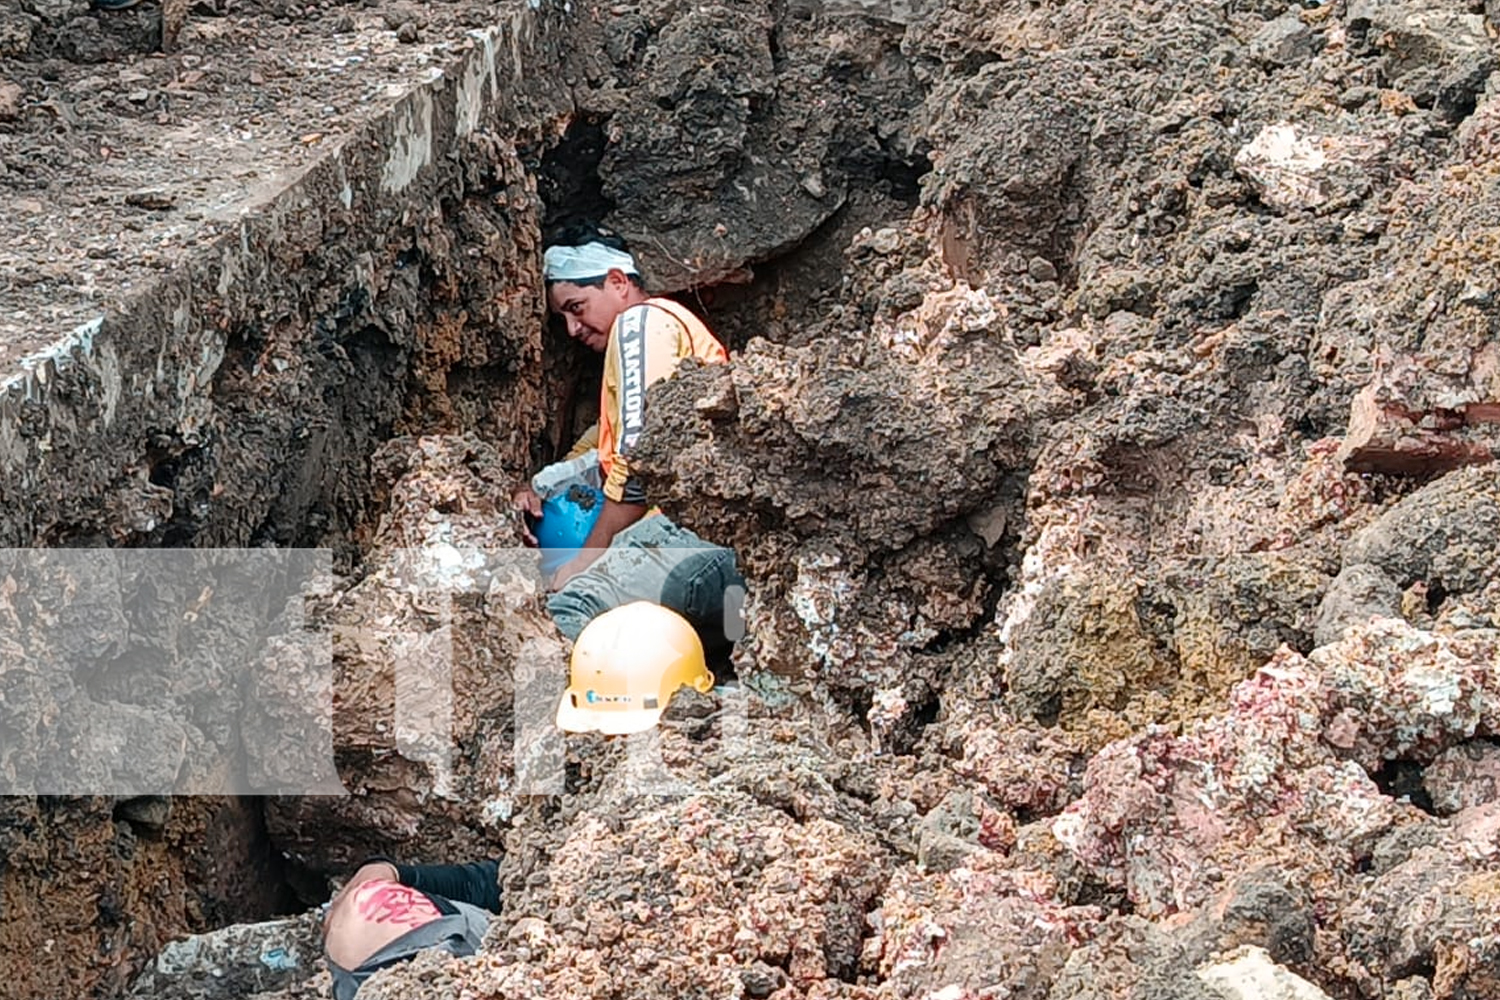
[542,221,645,290]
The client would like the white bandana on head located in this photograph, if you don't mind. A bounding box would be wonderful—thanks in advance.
[542,243,641,283]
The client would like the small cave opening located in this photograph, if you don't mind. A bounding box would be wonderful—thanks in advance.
[1424,578,1449,615]
[654,190,928,356]
[536,117,616,237]
[1373,758,1437,815]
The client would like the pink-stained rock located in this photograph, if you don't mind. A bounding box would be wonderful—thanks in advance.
[1312,619,1499,772]
[867,857,1102,1000]
[514,805,877,991]
[472,773,887,999]
[1337,362,1499,476]
[1053,618,1500,919]
[1423,740,1500,815]
[1274,438,1385,544]
[1451,801,1500,860]
[947,714,1086,819]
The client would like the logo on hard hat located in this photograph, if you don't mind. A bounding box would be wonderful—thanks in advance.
[584,690,631,705]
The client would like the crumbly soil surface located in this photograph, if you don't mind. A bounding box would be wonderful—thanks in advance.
[0,0,498,359]
[5,1,1500,998]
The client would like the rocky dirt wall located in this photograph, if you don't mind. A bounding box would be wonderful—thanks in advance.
[0,795,293,1000]
[6,0,1500,999]
[0,4,594,995]
[0,8,575,550]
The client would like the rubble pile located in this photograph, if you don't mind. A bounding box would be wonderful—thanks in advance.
[443,0,1500,996]
[4,0,1500,997]
[262,434,567,870]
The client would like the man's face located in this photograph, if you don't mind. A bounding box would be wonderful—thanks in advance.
[548,270,633,353]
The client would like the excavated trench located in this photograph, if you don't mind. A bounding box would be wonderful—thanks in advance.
[0,4,944,996]
[8,1,1500,998]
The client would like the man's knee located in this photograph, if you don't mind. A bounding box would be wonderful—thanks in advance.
[547,544,741,646]
[660,544,741,639]
[547,586,603,641]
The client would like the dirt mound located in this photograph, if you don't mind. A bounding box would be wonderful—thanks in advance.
[3,0,1500,998]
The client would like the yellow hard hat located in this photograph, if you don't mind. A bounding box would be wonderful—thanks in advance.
[556,602,714,735]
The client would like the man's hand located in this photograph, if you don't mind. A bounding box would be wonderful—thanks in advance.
[511,486,543,546]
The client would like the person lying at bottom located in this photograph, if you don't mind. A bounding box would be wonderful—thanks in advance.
[322,858,500,1000]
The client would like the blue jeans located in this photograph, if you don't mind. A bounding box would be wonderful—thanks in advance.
[546,515,743,646]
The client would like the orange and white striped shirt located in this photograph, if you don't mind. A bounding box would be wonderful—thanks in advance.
[598,297,728,503]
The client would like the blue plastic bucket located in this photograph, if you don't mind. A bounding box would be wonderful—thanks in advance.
[535,484,605,576]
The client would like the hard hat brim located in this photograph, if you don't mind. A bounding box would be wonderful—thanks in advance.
[555,691,664,735]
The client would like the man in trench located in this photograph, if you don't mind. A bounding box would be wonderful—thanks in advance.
[511,225,742,645]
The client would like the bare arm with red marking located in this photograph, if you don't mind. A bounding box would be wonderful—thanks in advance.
[352,880,443,929]
[324,867,439,970]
